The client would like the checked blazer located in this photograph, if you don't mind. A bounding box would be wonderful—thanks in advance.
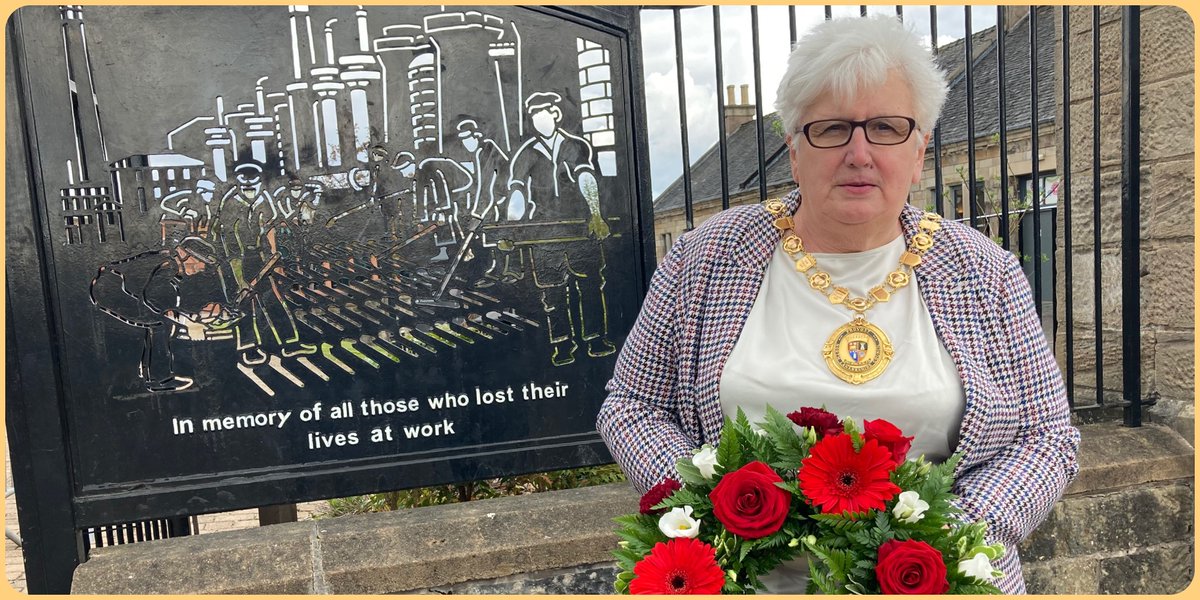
[597,188,1080,594]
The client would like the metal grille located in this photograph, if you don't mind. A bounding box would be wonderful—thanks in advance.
[644,5,1148,424]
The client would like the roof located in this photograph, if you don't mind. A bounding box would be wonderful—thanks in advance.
[652,115,791,214]
[934,6,1057,145]
[653,7,1058,214]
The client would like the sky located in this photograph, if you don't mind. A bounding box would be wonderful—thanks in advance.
[639,5,998,198]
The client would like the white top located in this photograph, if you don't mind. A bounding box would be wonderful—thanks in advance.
[718,234,966,593]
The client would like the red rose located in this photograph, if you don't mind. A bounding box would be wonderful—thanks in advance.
[708,461,791,539]
[863,419,914,464]
[786,407,844,438]
[639,478,682,515]
[875,539,950,594]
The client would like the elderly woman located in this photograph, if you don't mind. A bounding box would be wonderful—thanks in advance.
[597,15,1078,594]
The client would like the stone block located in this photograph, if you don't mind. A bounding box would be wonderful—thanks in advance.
[1065,422,1194,495]
[1062,248,1124,329]
[1062,328,1154,408]
[1141,7,1195,84]
[422,563,620,594]
[1058,481,1192,556]
[71,521,315,594]
[1099,541,1195,594]
[1023,555,1099,594]
[1068,5,1124,38]
[1067,25,1121,99]
[1142,239,1195,329]
[1057,165,1125,251]
[1066,94,1123,173]
[1152,329,1196,403]
[316,482,637,594]
[1141,77,1196,163]
[1068,78,1195,176]
[1145,158,1196,241]
[1067,7,1189,88]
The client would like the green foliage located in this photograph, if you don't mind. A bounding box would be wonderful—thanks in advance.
[610,405,1005,594]
[674,453,710,487]
[317,463,627,517]
[759,405,810,470]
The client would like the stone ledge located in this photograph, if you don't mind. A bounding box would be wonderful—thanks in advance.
[71,520,316,594]
[1021,480,1193,559]
[1066,422,1194,495]
[70,422,1194,594]
[316,483,636,593]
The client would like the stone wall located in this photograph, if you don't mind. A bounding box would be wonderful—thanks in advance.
[1054,6,1195,442]
[70,421,1194,595]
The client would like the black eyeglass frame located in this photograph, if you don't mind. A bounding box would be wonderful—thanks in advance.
[799,116,919,148]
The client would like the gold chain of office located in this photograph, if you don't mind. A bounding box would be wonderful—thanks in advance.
[762,199,942,385]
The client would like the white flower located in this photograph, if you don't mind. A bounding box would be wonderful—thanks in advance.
[891,491,930,524]
[958,552,996,580]
[658,506,701,538]
[692,445,720,479]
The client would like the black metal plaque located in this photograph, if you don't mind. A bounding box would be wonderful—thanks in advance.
[6,3,653,539]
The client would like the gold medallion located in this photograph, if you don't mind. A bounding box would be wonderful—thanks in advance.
[821,316,894,385]
[767,202,939,386]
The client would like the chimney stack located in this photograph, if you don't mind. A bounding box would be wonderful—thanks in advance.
[723,84,756,134]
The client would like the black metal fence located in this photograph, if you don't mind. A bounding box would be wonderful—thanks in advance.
[647,5,1144,425]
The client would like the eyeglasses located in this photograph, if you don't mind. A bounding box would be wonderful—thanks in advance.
[799,116,918,148]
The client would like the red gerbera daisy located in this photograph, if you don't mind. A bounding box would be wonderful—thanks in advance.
[629,537,726,595]
[798,434,901,515]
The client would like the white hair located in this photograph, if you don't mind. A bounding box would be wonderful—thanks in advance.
[774,15,949,136]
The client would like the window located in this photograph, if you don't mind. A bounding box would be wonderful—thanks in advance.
[1020,173,1060,207]
[657,232,673,262]
[950,184,963,220]
[972,180,987,219]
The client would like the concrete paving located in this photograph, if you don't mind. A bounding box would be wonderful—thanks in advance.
[4,444,327,594]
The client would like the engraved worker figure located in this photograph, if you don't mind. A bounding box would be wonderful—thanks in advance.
[456,118,511,286]
[369,145,409,240]
[209,161,311,365]
[90,236,237,392]
[503,91,615,365]
[397,151,473,263]
[271,176,323,269]
[159,178,216,241]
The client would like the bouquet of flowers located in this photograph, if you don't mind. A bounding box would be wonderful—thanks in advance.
[611,406,1005,594]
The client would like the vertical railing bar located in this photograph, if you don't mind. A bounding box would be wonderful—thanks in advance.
[825,5,832,21]
[789,6,797,46]
[931,6,944,215]
[860,5,867,17]
[1092,6,1105,407]
[965,6,978,230]
[998,6,1011,252]
[713,6,731,211]
[672,7,694,230]
[1030,6,1043,320]
[1061,6,1075,408]
[1120,6,1142,427]
[751,6,767,202]
[896,5,903,21]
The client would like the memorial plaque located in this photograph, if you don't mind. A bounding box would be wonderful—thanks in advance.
[6,4,653,538]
